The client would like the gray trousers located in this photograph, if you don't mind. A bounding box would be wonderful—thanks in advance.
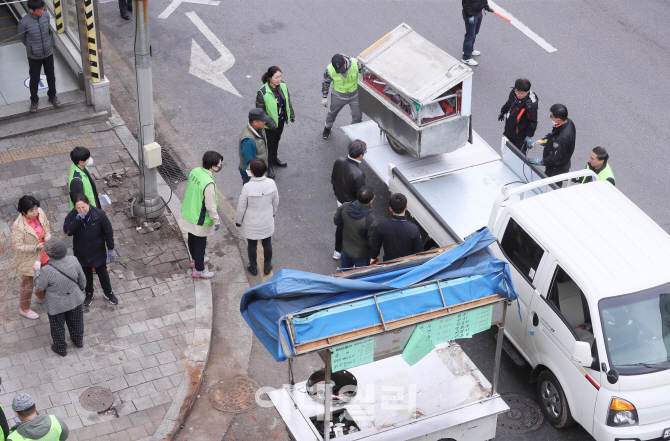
[325,91,362,129]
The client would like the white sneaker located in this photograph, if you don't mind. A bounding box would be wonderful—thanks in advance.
[333,251,341,260]
[462,58,478,66]
[471,50,481,56]
[192,269,215,279]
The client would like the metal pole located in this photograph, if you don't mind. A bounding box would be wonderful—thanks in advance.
[131,0,165,219]
[492,301,508,395]
[323,350,332,441]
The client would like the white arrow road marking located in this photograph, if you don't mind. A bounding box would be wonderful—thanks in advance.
[489,1,557,53]
[186,11,242,98]
[158,0,219,19]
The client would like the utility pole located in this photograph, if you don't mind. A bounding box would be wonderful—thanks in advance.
[131,0,165,219]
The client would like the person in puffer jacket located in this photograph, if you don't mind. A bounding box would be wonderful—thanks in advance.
[17,0,60,113]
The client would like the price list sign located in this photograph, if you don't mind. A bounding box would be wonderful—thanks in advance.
[331,337,375,372]
[417,305,493,344]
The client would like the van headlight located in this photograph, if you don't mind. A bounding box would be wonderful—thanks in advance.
[607,398,638,427]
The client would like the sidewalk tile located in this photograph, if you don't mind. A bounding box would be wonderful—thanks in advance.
[49,391,72,406]
[124,371,145,387]
[138,355,159,369]
[108,375,129,393]
[115,400,137,417]
[111,415,133,432]
[155,350,176,365]
[140,367,162,382]
[122,359,142,375]
[20,373,42,388]
[70,373,92,389]
[136,381,157,398]
[132,396,154,412]
[52,378,74,393]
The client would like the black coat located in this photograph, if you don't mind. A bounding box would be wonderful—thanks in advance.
[371,215,423,262]
[63,206,114,265]
[331,157,366,204]
[542,119,576,176]
[500,90,538,140]
[462,0,489,15]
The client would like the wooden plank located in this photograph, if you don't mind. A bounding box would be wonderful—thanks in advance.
[359,32,393,59]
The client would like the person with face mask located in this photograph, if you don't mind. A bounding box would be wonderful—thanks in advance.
[498,78,538,154]
[540,104,576,187]
[68,146,100,209]
[181,151,222,279]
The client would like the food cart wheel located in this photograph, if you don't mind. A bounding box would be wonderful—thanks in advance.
[383,131,408,155]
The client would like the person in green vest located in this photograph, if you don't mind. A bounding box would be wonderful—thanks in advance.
[321,54,362,140]
[255,66,295,180]
[8,393,68,440]
[181,151,222,279]
[578,146,615,186]
[0,402,9,441]
[239,108,271,184]
[68,146,100,209]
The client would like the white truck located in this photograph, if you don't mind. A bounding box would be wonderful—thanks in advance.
[345,24,670,441]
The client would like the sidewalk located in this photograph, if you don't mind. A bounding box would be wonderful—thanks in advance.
[0,117,209,441]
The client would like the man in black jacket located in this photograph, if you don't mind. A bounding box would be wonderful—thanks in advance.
[541,104,576,187]
[461,0,492,66]
[334,187,377,270]
[331,139,366,260]
[371,193,423,262]
[499,78,538,154]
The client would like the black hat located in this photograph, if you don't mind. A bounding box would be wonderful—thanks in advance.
[248,108,272,123]
[331,54,346,73]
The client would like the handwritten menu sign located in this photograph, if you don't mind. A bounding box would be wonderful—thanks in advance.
[402,327,435,366]
[331,337,375,372]
[416,305,493,344]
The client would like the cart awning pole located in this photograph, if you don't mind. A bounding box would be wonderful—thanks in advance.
[492,301,508,395]
[324,350,332,441]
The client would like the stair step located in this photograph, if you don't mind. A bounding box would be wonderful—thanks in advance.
[0,89,87,123]
[0,105,109,139]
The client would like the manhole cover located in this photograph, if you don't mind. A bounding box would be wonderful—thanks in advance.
[79,387,114,413]
[209,377,260,413]
[496,393,545,435]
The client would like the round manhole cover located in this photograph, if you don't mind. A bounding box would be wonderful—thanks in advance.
[79,387,114,413]
[209,377,259,413]
[497,393,545,435]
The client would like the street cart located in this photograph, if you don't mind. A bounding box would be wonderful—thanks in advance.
[240,229,519,440]
[357,23,473,157]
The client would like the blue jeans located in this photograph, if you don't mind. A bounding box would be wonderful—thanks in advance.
[462,11,483,59]
[340,252,369,272]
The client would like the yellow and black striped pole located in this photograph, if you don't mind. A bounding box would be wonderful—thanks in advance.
[83,0,100,82]
[53,0,64,33]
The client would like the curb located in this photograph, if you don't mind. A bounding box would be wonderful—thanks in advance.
[111,106,214,441]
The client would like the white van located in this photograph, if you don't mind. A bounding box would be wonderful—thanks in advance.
[488,177,670,440]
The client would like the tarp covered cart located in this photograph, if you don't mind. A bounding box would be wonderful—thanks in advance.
[240,228,520,440]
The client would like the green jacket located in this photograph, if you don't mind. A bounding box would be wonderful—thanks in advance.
[8,414,67,441]
[334,201,377,259]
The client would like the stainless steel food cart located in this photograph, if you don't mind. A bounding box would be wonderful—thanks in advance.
[357,23,473,157]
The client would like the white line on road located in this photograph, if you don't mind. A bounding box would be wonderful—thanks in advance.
[489,1,557,53]
[158,0,220,20]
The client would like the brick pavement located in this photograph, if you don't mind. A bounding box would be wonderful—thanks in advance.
[0,121,199,441]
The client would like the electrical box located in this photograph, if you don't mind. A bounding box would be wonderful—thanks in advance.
[143,142,162,169]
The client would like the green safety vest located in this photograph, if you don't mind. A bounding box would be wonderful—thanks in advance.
[68,164,97,210]
[181,168,218,226]
[581,162,615,185]
[327,58,359,93]
[259,81,291,128]
[8,415,62,441]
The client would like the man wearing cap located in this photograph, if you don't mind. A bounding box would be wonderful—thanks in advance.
[239,108,271,182]
[9,393,68,440]
[321,54,362,140]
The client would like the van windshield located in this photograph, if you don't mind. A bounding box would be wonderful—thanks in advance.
[599,282,670,375]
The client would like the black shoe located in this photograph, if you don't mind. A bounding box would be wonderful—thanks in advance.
[30,101,38,113]
[83,293,93,306]
[106,293,119,305]
[74,341,83,348]
[273,156,287,167]
[263,265,273,276]
[121,12,130,20]
[127,3,132,11]
[322,127,331,139]
[247,265,258,276]
[266,166,275,180]
[48,95,61,108]
[51,344,67,357]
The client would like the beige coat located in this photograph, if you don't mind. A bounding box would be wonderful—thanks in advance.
[180,171,221,237]
[11,208,52,276]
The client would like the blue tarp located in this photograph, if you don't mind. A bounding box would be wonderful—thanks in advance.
[240,228,518,362]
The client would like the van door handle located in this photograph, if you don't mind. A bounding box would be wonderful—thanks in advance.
[532,313,539,327]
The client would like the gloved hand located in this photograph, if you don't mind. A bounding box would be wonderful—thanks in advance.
[215,224,220,231]
[498,112,504,121]
[524,136,533,149]
[321,97,328,107]
[290,117,295,123]
[528,157,544,166]
[468,15,475,24]
[107,249,116,262]
[76,212,86,221]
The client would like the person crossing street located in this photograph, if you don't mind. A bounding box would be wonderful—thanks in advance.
[321,54,362,140]
[461,0,492,66]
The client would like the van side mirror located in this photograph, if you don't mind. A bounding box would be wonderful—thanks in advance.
[571,341,593,367]
[606,369,619,384]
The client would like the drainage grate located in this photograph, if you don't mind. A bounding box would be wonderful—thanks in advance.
[80,387,114,413]
[496,393,545,435]
[208,377,260,413]
[156,146,188,187]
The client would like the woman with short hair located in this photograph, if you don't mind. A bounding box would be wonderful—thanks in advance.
[11,195,51,319]
[235,159,279,276]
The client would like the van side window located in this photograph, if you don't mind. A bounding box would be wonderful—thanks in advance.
[547,266,594,346]
[500,218,544,283]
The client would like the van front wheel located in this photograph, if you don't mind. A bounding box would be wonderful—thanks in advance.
[537,370,575,428]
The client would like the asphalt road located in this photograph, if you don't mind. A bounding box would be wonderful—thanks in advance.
[99,0,670,439]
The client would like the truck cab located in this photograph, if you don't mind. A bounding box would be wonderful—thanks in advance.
[489,178,670,440]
